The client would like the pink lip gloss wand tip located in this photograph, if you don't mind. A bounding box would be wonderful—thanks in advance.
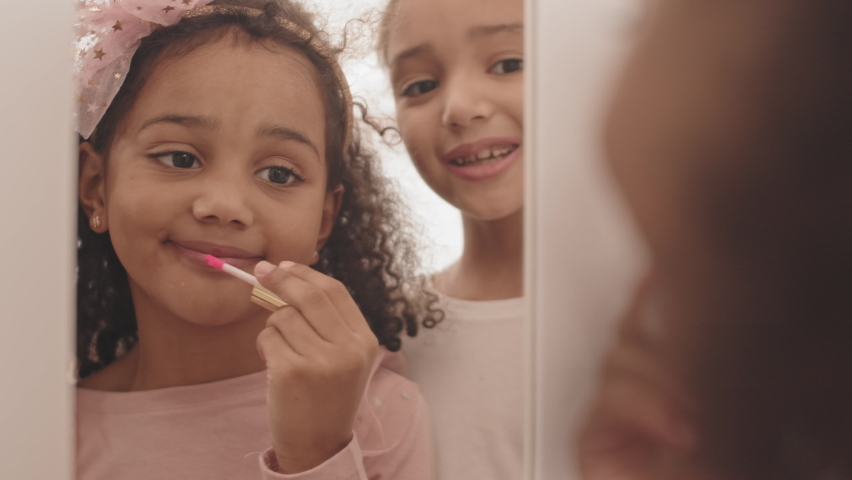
[205,254,258,286]
[205,254,285,311]
[205,254,226,271]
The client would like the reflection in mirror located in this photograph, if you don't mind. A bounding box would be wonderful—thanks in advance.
[579,1,852,480]
[72,0,523,479]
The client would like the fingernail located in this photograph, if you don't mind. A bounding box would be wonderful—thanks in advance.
[279,261,295,269]
[255,261,275,277]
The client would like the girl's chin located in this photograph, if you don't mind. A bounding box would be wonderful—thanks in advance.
[150,289,263,328]
[175,306,264,328]
[440,176,523,221]
[456,196,524,222]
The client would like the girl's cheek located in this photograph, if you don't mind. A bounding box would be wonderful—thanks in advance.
[493,80,524,124]
[395,106,417,135]
[401,107,437,144]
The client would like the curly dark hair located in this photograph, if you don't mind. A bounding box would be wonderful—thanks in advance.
[76,0,439,379]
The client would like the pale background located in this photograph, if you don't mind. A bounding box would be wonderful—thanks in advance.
[311,0,464,273]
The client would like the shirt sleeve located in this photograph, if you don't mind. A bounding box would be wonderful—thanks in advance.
[258,436,367,480]
[258,392,435,480]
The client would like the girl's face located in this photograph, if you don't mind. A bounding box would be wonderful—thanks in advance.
[385,0,524,221]
[79,38,340,327]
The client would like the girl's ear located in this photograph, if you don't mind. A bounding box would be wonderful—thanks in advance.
[78,141,108,233]
[315,185,344,254]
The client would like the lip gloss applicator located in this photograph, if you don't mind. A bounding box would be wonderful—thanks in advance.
[205,254,288,312]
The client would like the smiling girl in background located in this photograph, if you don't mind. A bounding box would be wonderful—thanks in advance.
[74,1,437,478]
[377,0,525,478]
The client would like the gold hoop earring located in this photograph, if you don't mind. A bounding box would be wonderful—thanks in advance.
[313,251,319,262]
[91,215,100,230]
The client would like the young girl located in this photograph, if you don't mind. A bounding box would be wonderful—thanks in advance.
[377,0,524,478]
[74,1,436,478]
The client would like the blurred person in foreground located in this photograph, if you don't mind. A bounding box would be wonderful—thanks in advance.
[579,1,852,479]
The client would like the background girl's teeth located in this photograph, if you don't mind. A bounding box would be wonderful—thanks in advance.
[451,146,518,166]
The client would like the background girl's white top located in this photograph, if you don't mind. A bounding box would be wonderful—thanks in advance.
[402,290,526,480]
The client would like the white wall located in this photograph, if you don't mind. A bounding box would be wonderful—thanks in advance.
[0,2,75,479]
[526,0,646,478]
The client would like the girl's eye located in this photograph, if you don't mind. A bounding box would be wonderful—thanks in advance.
[256,166,302,185]
[490,58,523,75]
[153,151,200,169]
[402,79,439,98]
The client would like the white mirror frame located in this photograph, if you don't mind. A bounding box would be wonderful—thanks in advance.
[0,0,75,477]
[524,0,645,478]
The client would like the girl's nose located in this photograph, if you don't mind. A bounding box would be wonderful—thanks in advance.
[192,177,254,228]
[441,75,495,129]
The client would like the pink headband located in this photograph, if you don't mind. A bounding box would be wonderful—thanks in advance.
[74,1,354,153]
[74,0,216,139]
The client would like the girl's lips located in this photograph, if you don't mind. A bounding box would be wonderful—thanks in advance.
[169,241,261,270]
[444,145,522,182]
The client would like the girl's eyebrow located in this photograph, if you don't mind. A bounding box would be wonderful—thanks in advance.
[389,44,432,69]
[136,115,320,159]
[256,124,320,159]
[468,22,524,40]
[139,114,218,132]
[390,22,523,68]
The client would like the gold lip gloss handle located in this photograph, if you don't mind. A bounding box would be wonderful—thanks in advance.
[251,284,288,312]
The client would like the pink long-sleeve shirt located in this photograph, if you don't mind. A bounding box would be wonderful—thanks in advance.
[76,348,434,480]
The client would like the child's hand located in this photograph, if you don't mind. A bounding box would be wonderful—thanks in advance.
[253,260,379,474]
